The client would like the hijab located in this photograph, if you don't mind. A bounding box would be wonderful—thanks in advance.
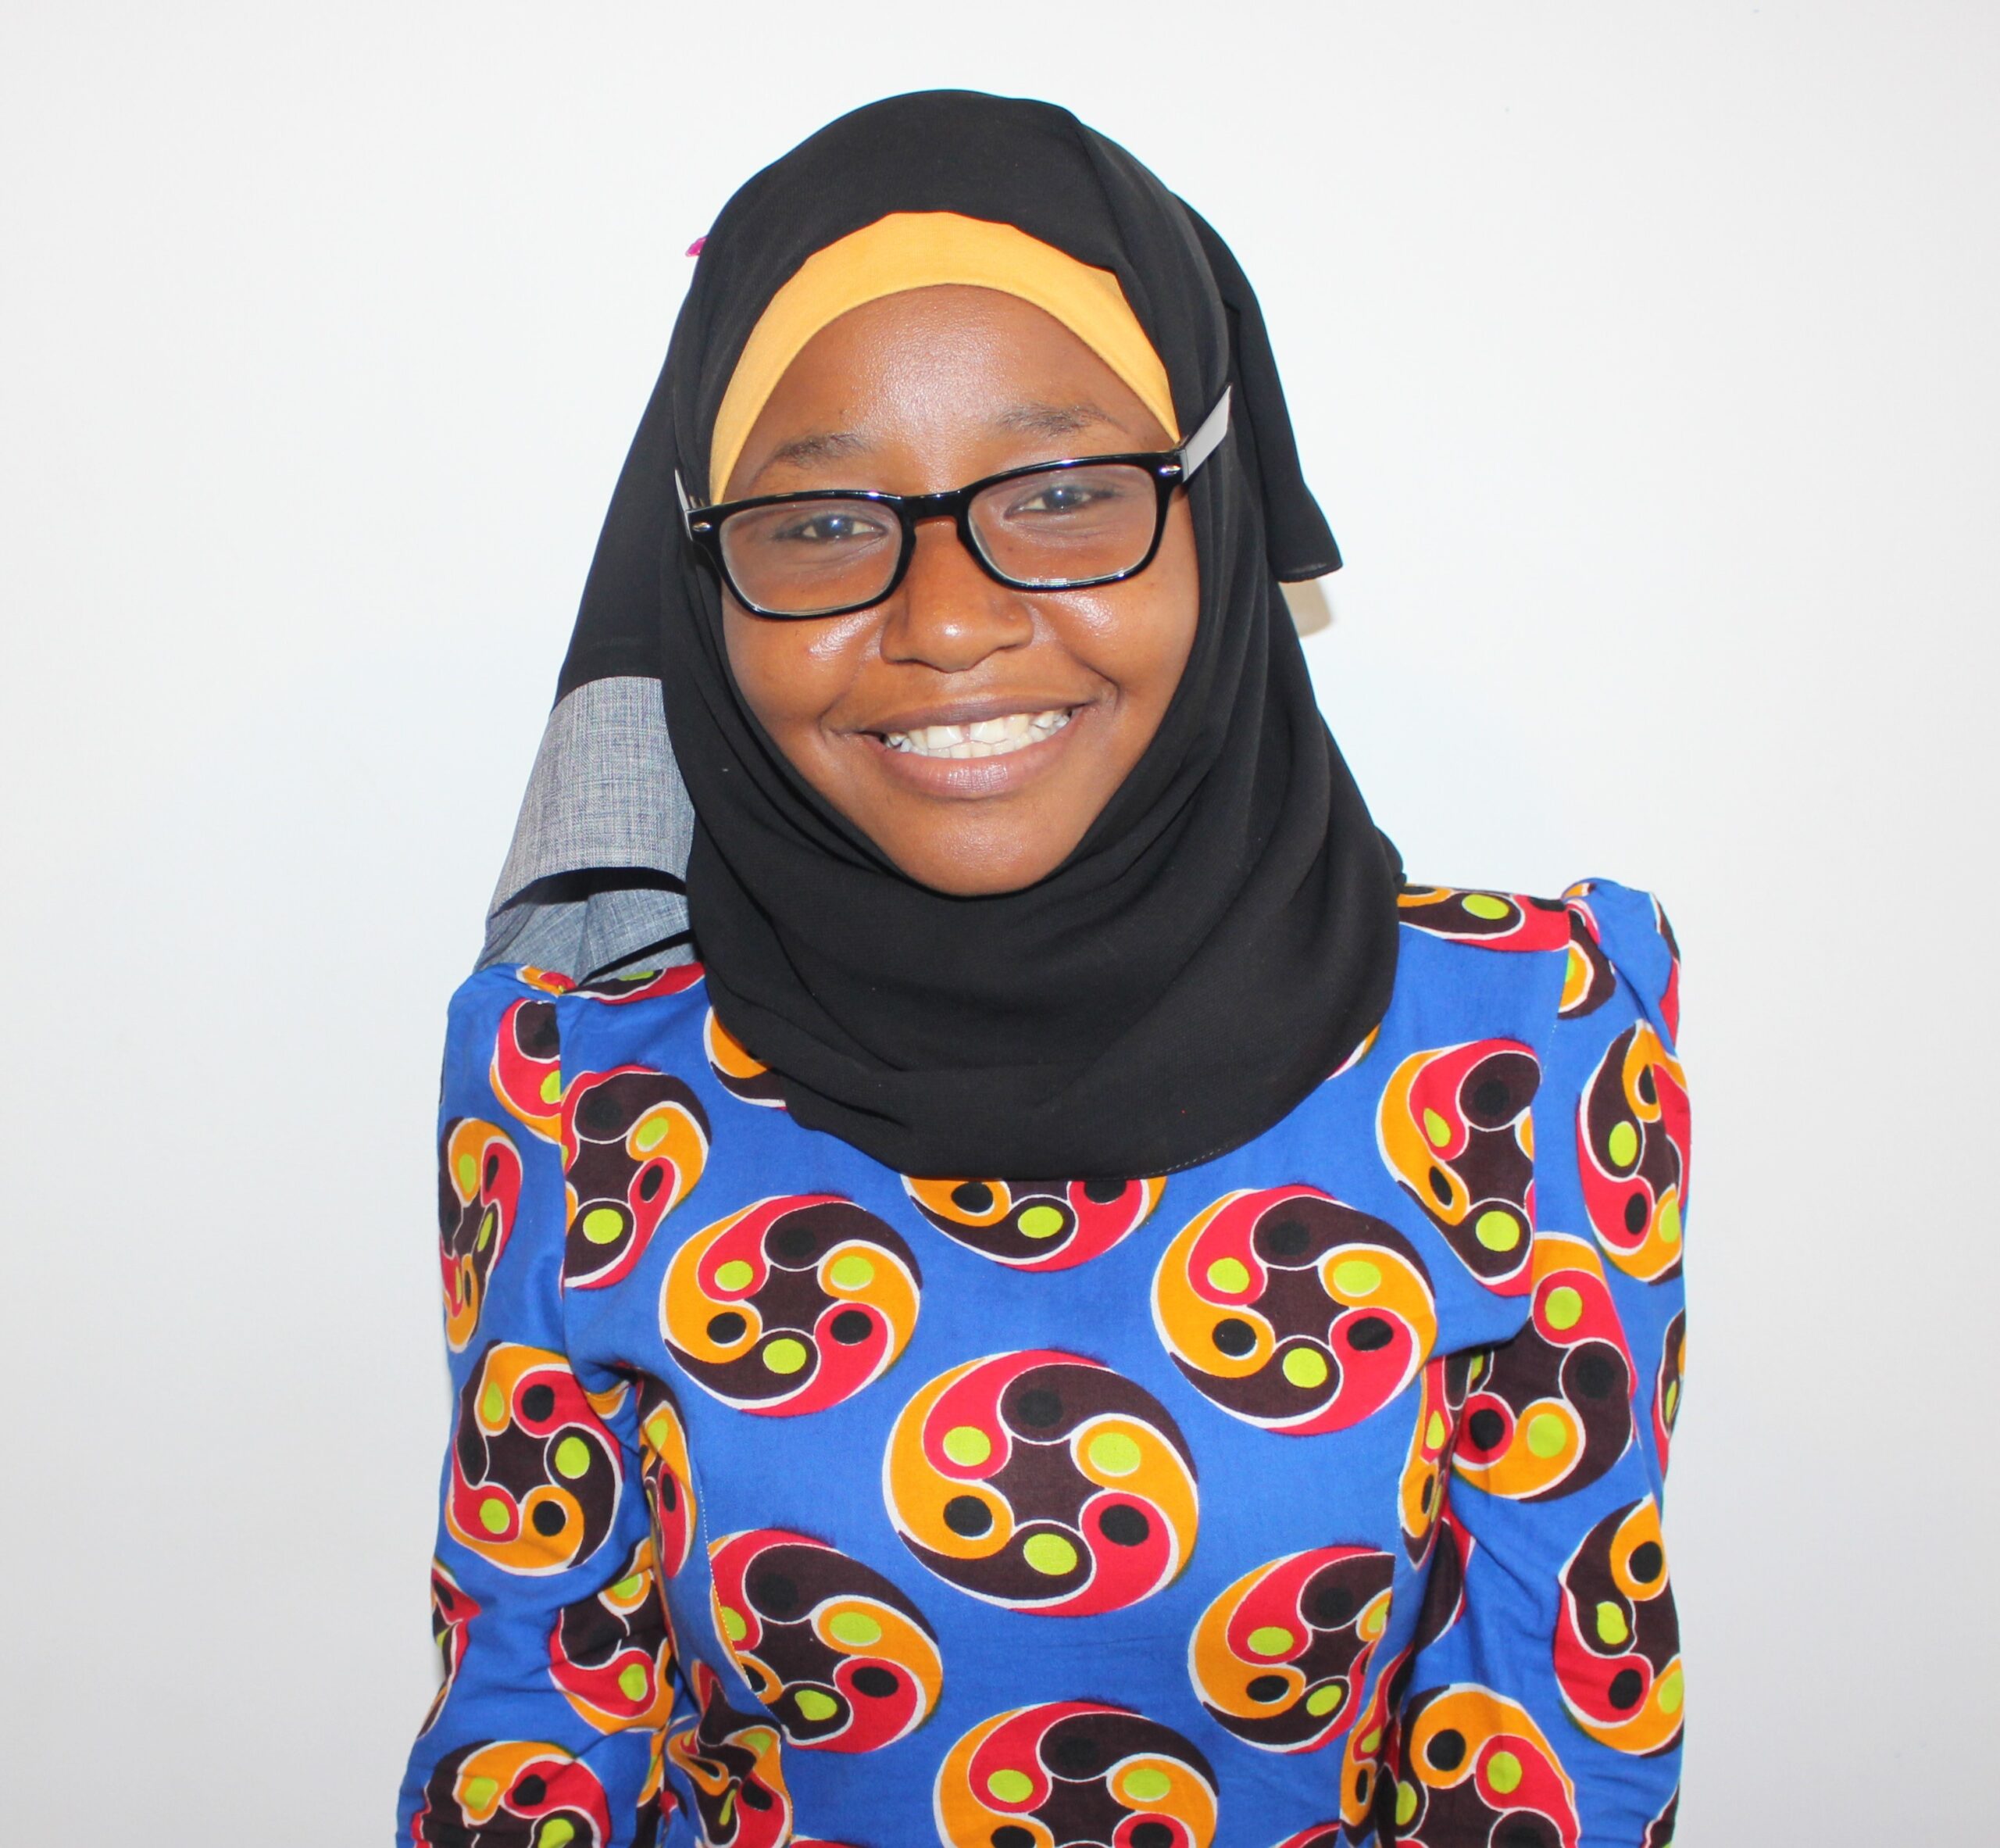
[555,90,1401,1181]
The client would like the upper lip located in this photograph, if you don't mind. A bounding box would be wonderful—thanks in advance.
[848,694,1091,736]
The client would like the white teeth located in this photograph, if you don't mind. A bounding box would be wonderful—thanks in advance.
[881,707,1074,759]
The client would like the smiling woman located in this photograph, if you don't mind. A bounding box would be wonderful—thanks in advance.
[401,91,1691,1848]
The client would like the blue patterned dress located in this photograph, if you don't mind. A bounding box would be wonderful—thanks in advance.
[399,878,1688,1848]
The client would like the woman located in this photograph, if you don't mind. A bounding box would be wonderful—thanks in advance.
[402,92,1688,1848]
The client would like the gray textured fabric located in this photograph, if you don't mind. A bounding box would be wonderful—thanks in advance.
[478,676,696,978]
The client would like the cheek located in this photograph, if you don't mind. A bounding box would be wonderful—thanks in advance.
[722,602,874,743]
[1064,503,1200,719]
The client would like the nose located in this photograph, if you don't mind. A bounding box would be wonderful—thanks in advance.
[877,516,1034,673]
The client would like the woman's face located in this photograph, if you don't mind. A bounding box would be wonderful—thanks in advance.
[719,285,1199,896]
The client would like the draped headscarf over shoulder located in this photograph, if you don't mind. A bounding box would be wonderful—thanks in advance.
[539,90,1400,1180]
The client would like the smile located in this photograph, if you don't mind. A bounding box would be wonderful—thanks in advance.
[879,708,1075,760]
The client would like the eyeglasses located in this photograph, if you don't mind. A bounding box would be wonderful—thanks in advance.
[677,388,1230,621]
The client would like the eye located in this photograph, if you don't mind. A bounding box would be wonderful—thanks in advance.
[1006,477,1117,518]
[769,507,892,546]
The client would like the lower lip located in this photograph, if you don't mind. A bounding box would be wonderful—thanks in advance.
[859,708,1090,798]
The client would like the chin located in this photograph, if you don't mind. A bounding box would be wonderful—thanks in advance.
[881,825,1080,897]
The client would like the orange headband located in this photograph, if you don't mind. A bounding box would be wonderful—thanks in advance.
[706,211,1180,500]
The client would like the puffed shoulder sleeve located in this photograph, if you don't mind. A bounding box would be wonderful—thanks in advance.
[1378,881,1688,1847]
[397,968,695,1847]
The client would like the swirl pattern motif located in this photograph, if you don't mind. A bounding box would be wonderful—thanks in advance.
[934,1701,1217,1848]
[439,1118,523,1352]
[662,1196,920,1415]
[1652,1310,1688,1470]
[1188,1545,1394,1751]
[636,1377,698,1577]
[1579,1024,1690,1283]
[902,1175,1166,1271]
[666,1660,794,1848]
[704,1007,788,1108]
[1153,1187,1435,1435]
[548,1536,677,1735]
[1398,1350,1477,1564]
[1396,886,1573,951]
[491,998,565,1141]
[422,1560,480,1735]
[1553,1498,1683,1755]
[560,1067,709,1289]
[884,1351,1198,1615]
[1377,1039,1541,1292]
[445,1343,625,1575]
[413,1740,612,1848]
[709,1528,941,1751]
[1452,1235,1634,1503]
[1558,899,1617,1019]
[1384,1685,1579,1848]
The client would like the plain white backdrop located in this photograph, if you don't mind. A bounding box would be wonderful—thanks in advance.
[4,3,1995,1840]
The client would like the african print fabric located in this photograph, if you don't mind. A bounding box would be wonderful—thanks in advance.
[400,878,1688,1848]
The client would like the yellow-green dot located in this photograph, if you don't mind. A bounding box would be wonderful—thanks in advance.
[476,1206,496,1251]
[1463,892,1512,920]
[741,1728,775,1756]
[1331,1257,1382,1296]
[795,1689,839,1721]
[1425,1412,1448,1449]
[1544,1285,1584,1330]
[1023,1533,1079,1576]
[540,1821,576,1848]
[1121,1768,1172,1803]
[455,1153,479,1192]
[1087,1431,1143,1477]
[633,1114,672,1152]
[1283,1347,1330,1389]
[1526,1411,1569,1458]
[1018,1205,1066,1240]
[1306,1682,1345,1718]
[1361,1728,1383,1754]
[618,1664,650,1700]
[1658,1196,1682,1246]
[828,1610,883,1648]
[1475,1210,1522,1253]
[611,1575,643,1600]
[478,1496,509,1535]
[1607,1121,1640,1168]
[720,1605,747,1642]
[1658,1666,1685,1714]
[1422,1107,1453,1148]
[1247,1625,1296,1657]
[1395,1782,1419,1825]
[1206,1256,1252,1293]
[1486,1750,1523,1796]
[762,1338,809,1375]
[539,1072,562,1104]
[713,1259,755,1290]
[463,1775,500,1812]
[987,1769,1034,1804]
[828,1253,876,1289]
[480,1384,506,1424]
[1664,1382,1680,1419]
[582,1206,624,1246]
[1595,1600,1630,1646]
[553,1436,592,1478]
[942,1424,993,1467]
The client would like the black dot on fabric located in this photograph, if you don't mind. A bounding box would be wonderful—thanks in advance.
[829,1309,873,1345]
[1083,1178,1127,1203]
[1467,1409,1505,1450]
[1346,1316,1394,1352]
[1637,1067,1658,1106]
[752,1573,799,1617]
[1427,1728,1466,1771]
[1629,1541,1664,1583]
[1131,1826,1173,1848]
[1420,1476,1436,1513]
[1354,1770,1371,1805]
[639,1166,665,1201]
[740,1782,772,1810]
[1099,1505,1150,1547]
[1014,1388,1063,1428]
[655,1474,677,1511]
[484,1153,501,1188]
[944,1496,993,1537]
[770,1220,817,1263]
[1572,1350,1620,1399]
[1247,1674,1288,1702]
[1427,1167,1453,1206]
[531,1502,567,1537]
[1309,1582,1357,1627]
[520,1385,556,1422]
[850,1665,898,1698]
[707,1311,748,1344]
[518,1005,559,1057]
[1502,1826,1552,1848]
[511,1775,547,1807]
[1472,1078,1509,1117]
[1264,1216,1310,1257]
[577,1088,623,1137]
[992,1830,1034,1848]
[1609,1668,1645,1710]
[1212,1318,1257,1357]
[1051,1734,1101,1775]
[950,1181,995,1214]
[1625,1191,1649,1232]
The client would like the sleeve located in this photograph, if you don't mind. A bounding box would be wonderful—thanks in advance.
[397,970,698,1848]
[1377,881,1688,1847]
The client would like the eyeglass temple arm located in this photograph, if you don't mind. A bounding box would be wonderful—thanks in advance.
[675,470,698,539]
[1178,387,1232,478]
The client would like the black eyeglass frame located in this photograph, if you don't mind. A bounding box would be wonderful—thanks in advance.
[675,388,1231,621]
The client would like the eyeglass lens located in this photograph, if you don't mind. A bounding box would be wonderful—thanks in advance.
[717,461,1160,617]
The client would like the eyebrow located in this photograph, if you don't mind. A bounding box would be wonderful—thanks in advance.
[755,429,874,474]
[990,399,1130,440]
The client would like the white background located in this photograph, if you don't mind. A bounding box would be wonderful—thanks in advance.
[3,4,1995,1840]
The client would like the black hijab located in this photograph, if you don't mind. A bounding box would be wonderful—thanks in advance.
[558,91,1400,1181]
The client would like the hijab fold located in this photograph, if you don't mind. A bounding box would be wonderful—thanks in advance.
[554,91,1399,1180]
